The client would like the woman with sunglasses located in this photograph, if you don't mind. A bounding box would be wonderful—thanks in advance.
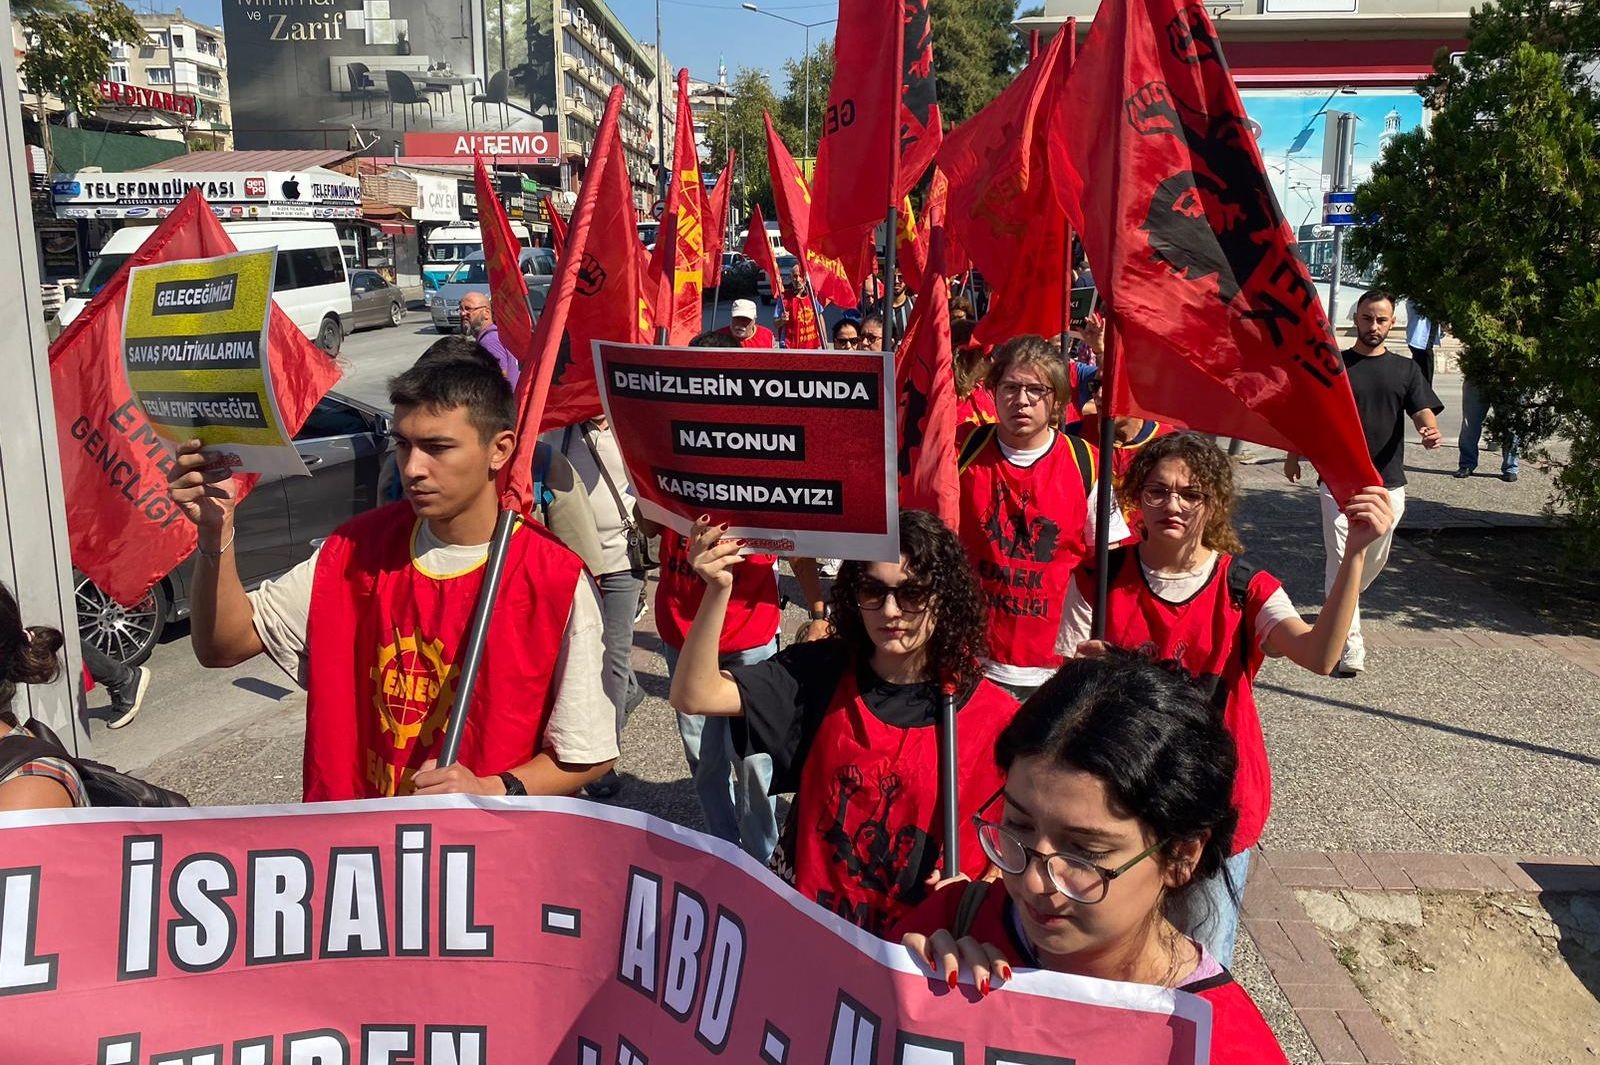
[895,652,1289,1062]
[832,318,862,349]
[1055,432,1392,963]
[671,509,1020,936]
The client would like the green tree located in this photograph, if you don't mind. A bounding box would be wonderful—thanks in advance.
[703,67,783,220]
[19,0,144,119]
[1348,0,1600,545]
[929,0,1018,125]
[1009,5,1045,73]
[777,40,832,164]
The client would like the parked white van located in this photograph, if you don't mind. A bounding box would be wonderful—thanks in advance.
[58,221,354,354]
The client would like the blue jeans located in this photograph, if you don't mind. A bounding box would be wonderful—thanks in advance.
[1458,378,1519,475]
[1172,849,1251,967]
[663,638,779,864]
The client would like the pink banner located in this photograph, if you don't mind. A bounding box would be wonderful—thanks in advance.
[0,798,1210,1063]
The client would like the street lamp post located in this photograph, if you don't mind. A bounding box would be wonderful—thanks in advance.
[1281,85,1356,224]
[740,3,835,162]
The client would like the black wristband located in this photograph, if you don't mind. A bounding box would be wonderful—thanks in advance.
[809,609,828,621]
[498,771,527,797]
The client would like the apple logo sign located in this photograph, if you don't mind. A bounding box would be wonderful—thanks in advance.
[281,178,301,200]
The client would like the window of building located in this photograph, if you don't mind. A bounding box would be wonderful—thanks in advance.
[109,64,129,82]
[151,31,168,48]
[148,67,172,84]
[171,32,185,49]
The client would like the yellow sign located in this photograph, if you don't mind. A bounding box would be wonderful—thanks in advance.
[121,248,307,476]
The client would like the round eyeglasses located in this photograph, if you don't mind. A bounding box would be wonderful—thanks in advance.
[972,788,1167,904]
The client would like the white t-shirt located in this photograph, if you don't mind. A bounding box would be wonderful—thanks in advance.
[1054,552,1299,660]
[247,520,619,766]
[983,438,1131,690]
[546,421,636,577]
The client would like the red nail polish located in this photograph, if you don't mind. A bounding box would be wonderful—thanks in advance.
[979,977,990,997]
[946,971,957,990]
[999,964,1013,982]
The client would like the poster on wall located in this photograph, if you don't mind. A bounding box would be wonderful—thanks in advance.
[219,0,553,152]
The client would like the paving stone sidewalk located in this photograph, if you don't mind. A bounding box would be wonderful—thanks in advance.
[1223,364,1597,1061]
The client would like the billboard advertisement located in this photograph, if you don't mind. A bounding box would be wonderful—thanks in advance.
[220,0,555,154]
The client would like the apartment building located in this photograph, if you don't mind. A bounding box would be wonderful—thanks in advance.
[106,11,232,148]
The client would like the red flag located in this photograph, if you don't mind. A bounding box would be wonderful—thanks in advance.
[475,156,535,366]
[937,32,1072,347]
[540,115,654,432]
[647,69,707,344]
[811,0,942,279]
[703,149,735,289]
[742,204,784,301]
[48,190,340,606]
[502,84,629,513]
[895,271,959,528]
[1052,0,1380,502]
[542,195,569,256]
[896,195,926,292]
[763,113,859,309]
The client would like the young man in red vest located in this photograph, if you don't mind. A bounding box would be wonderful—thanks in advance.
[957,335,1128,701]
[166,338,618,800]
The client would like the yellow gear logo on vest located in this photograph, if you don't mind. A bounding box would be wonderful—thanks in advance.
[370,633,459,751]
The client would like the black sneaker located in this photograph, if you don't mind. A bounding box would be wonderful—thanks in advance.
[107,666,151,730]
[585,770,623,799]
[1502,472,1519,483]
[1453,468,1473,479]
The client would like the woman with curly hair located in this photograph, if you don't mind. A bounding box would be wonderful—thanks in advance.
[671,509,1019,935]
[1055,432,1392,964]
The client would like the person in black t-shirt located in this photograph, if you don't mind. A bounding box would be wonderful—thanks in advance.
[1283,289,1442,677]
[669,509,1020,936]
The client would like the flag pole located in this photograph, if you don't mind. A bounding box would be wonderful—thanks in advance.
[1090,321,1118,640]
[437,509,517,766]
[1059,19,1078,356]
[938,689,959,879]
[656,208,677,345]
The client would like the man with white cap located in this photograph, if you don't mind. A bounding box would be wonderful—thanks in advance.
[716,299,776,348]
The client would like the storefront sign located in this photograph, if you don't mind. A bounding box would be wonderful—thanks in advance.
[403,131,562,164]
[97,80,198,118]
[1262,0,1358,11]
[413,173,460,221]
[52,170,362,220]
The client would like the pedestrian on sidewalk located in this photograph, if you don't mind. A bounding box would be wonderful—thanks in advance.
[459,292,519,387]
[894,652,1289,1063]
[1404,297,1443,386]
[81,641,152,730]
[1455,367,1520,482]
[1058,432,1393,963]
[546,414,652,799]
[1284,289,1441,677]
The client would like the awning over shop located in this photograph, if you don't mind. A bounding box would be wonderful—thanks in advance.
[44,126,187,174]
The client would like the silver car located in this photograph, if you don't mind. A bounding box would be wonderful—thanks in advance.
[430,247,557,333]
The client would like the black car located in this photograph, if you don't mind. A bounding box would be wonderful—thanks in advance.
[75,392,393,667]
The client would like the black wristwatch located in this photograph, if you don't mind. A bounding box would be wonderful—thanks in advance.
[498,772,527,797]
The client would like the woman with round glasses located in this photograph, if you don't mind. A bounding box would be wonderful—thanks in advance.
[1055,431,1392,963]
[895,652,1289,1061]
[670,509,1020,936]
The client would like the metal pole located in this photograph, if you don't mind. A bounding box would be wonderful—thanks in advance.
[655,0,667,202]
[437,508,519,766]
[803,24,811,163]
[1090,325,1118,640]
[938,690,959,879]
[1325,111,1355,331]
[655,208,677,344]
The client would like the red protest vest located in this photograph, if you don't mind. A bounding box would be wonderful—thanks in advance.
[774,668,1018,937]
[1087,548,1280,852]
[302,502,584,801]
[891,881,1290,1065]
[653,529,780,654]
[717,324,776,348]
[780,294,823,349]
[957,427,1096,670]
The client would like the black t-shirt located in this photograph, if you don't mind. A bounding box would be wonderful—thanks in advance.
[1343,348,1442,488]
[730,639,942,793]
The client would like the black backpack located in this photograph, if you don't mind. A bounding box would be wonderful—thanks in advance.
[0,719,189,808]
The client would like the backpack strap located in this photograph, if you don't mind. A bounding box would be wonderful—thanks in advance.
[0,728,69,785]
[533,444,555,524]
[1065,434,1096,497]
[1224,555,1262,672]
[957,423,998,474]
[951,877,996,939]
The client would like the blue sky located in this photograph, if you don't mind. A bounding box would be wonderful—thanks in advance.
[170,0,824,87]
